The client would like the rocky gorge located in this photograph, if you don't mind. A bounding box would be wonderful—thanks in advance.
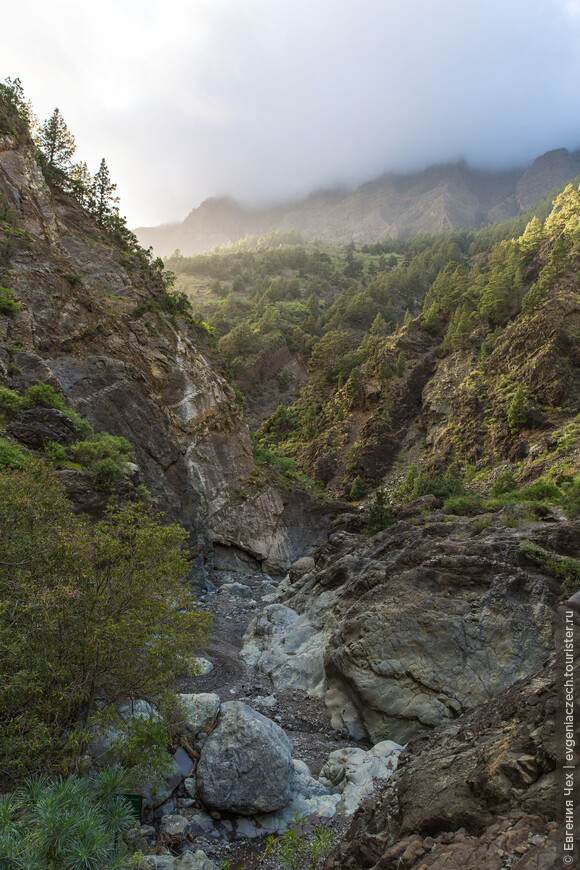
[0,87,578,870]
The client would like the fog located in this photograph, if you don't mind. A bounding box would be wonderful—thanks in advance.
[2,0,580,226]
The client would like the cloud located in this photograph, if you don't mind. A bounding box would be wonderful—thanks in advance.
[1,0,580,225]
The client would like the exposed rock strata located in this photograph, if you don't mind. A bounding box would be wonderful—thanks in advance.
[242,514,569,742]
[324,658,563,870]
[0,130,333,568]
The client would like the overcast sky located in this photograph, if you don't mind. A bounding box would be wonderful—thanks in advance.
[2,0,580,227]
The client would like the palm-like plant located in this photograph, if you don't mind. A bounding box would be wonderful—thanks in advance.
[0,768,138,870]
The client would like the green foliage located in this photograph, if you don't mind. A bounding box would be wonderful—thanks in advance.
[349,475,367,501]
[0,767,137,869]
[0,285,20,316]
[72,433,133,492]
[265,818,335,870]
[395,350,406,377]
[23,382,67,411]
[37,107,76,172]
[0,77,33,140]
[44,440,68,464]
[367,490,394,534]
[443,493,483,515]
[507,385,527,436]
[562,478,580,519]
[0,385,26,417]
[516,481,562,502]
[490,471,517,497]
[0,437,26,469]
[92,158,119,225]
[0,461,212,784]
[414,471,464,500]
[519,540,580,593]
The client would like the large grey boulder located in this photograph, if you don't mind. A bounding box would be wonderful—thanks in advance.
[196,701,294,815]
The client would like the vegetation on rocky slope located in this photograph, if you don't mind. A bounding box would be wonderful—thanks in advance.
[167,183,580,518]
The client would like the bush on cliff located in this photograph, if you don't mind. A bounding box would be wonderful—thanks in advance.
[0,458,211,786]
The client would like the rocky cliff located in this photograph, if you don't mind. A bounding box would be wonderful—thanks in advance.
[0,128,332,572]
[136,150,580,256]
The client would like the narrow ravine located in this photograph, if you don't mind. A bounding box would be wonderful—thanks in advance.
[167,567,372,868]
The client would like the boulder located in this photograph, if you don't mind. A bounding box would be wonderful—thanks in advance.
[240,604,326,696]
[158,813,189,848]
[178,693,220,739]
[245,518,561,743]
[196,701,294,814]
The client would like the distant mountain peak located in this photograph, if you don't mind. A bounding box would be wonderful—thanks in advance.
[135,149,580,256]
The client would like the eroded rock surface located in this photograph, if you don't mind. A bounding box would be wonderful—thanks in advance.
[242,515,569,742]
[324,658,561,870]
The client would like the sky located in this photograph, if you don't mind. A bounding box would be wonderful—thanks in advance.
[2,0,580,228]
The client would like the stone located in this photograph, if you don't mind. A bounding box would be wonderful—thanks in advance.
[240,604,327,696]
[178,853,219,870]
[318,740,402,815]
[196,701,294,815]
[190,656,214,675]
[141,760,182,810]
[159,813,189,848]
[245,518,560,743]
[289,556,316,582]
[184,776,197,798]
[178,693,221,738]
[219,581,254,598]
[326,660,561,869]
[173,746,195,777]
[290,759,330,798]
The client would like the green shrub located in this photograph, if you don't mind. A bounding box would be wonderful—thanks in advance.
[490,471,517,497]
[0,767,137,869]
[24,382,66,411]
[72,432,133,467]
[91,456,125,491]
[44,440,68,464]
[367,491,394,534]
[0,437,26,469]
[562,478,580,519]
[516,481,561,502]
[507,385,527,436]
[349,475,367,501]
[519,540,580,593]
[0,285,20,316]
[414,472,464,500]
[0,385,26,417]
[443,493,483,515]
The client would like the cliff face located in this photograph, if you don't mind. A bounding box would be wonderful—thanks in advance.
[135,150,580,256]
[0,132,331,571]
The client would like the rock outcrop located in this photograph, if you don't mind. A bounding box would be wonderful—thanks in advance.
[0,128,334,570]
[324,658,562,870]
[242,514,569,743]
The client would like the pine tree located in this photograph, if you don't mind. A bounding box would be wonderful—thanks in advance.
[518,216,544,257]
[91,158,119,225]
[508,385,527,436]
[396,350,407,377]
[38,107,75,171]
[69,161,94,208]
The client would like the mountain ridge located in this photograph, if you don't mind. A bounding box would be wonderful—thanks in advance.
[136,148,580,256]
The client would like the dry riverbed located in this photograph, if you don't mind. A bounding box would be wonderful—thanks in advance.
[169,568,370,869]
